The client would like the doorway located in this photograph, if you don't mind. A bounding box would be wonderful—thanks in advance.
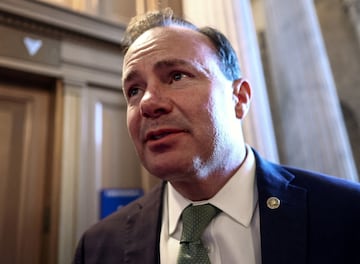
[0,69,60,264]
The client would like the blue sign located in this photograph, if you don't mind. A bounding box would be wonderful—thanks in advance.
[100,188,143,219]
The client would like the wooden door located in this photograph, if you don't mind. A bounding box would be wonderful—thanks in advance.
[0,75,55,263]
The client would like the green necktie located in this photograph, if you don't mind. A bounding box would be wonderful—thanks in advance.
[177,203,221,264]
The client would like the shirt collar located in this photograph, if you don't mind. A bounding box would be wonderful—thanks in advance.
[167,145,257,236]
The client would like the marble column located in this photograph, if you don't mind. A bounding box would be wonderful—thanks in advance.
[343,0,360,45]
[135,0,182,16]
[135,0,159,13]
[182,0,279,162]
[263,0,358,180]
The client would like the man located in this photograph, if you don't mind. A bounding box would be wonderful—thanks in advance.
[73,8,360,264]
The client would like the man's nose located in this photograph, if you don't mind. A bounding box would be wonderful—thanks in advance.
[139,88,172,118]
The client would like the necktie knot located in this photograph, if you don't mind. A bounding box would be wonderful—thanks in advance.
[177,203,220,263]
[180,203,220,243]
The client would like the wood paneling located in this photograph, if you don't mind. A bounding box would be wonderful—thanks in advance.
[0,76,57,264]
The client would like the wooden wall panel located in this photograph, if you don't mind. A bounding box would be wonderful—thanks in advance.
[0,82,51,264]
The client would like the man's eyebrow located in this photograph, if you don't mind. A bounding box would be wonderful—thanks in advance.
[154,59,188,69]
[123,59,210,84]
[154,59,210,76]
[122,70,139,85]
[122,60,186,84]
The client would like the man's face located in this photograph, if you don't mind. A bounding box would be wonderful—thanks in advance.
[122,26,247,183]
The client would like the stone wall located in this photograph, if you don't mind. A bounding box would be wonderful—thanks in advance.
[316,0,360,174]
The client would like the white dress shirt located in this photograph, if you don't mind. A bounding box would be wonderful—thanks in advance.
[160,145,261,264]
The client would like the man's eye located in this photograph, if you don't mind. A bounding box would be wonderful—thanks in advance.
[128,87,139,98]
[171,72,185,82]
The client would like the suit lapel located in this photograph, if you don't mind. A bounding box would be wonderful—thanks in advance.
[124,182,165,264]
[254,150,308,264]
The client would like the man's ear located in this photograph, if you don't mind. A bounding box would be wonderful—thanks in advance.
[233,79,252,119]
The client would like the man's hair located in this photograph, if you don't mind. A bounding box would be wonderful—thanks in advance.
[122,8,241,81]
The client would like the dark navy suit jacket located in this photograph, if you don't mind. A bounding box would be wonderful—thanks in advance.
[73,150,360,263]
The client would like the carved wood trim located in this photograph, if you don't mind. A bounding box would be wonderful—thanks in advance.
[0,1,125,47]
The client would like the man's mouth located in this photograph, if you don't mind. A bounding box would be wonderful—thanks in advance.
[150,132,171,140]
[145,129,186,142]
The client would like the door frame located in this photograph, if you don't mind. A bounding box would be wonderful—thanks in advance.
[0,68,63,264]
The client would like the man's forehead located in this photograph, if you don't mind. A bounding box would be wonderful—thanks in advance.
[125,26,214,57]
[122,26,220,82]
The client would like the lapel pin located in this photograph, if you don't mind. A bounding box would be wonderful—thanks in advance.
[266,197,280,209]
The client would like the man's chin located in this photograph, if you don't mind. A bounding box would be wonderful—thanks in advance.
[145,163,189,181]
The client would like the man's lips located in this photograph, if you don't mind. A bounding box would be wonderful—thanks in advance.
[144,128,187,143]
